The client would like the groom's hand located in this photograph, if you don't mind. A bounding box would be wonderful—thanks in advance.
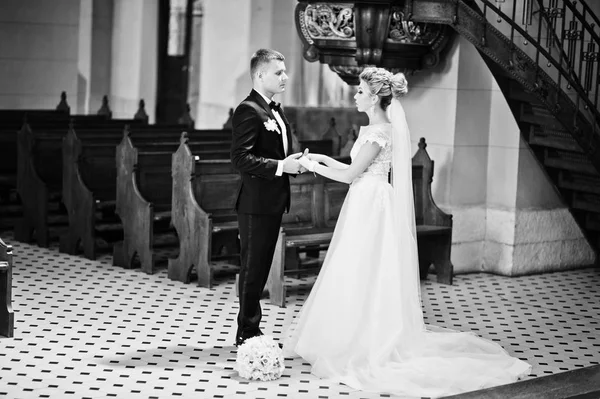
[298,156,317,172]
[297,149,310,174]
[282,152,303,174]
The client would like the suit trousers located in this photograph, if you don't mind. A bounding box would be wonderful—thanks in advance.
[236,212,283,340]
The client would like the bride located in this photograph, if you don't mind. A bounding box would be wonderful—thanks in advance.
[287,67,531,398]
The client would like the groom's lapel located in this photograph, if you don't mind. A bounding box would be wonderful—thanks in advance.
[250,89,274,119]
[249,89,285,153]
[250,89,286,132]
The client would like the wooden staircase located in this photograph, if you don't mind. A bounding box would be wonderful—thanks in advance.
[495,67,600,252]
[412,0,600,258]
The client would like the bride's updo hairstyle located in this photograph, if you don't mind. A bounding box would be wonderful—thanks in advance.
[359,67,408,110]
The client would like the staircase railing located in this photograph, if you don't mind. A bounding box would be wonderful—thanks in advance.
[439,0,600,170]
[534,0,599,130]
[477,0,599,127]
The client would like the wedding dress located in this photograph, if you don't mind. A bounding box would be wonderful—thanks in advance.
[283,99,531,398]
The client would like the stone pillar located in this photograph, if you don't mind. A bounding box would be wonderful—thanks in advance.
[78,0,93,114]
[448,35,493,273]
[77,0,113,114]
[195,0,252,128]
[110,0,158,122]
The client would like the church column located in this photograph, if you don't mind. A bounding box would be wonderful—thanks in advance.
[446,36,493,273]
[77,0,113,114]
[110,0,158,122]
[77,0,92,114]
[195,0,252,128]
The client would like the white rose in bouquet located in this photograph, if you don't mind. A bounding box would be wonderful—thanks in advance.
[236,335,285,381]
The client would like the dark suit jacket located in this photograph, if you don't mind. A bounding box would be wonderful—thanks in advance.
[231,89,293,215]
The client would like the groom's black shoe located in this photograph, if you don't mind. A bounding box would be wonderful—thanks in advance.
[235,329,264,347]
[234,336,246,347]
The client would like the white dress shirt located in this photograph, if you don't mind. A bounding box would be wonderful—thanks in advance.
[256,90,287,176]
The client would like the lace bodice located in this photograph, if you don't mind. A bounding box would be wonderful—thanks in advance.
[350,123,392,177]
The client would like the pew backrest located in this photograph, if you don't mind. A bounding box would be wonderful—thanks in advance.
[0,237,14,338]
[411,138,452,228]
[172,133,239,224]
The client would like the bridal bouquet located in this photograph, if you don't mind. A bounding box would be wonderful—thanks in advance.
[236,335,285,381]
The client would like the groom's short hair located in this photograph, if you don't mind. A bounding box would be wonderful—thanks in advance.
[250,49,285,79]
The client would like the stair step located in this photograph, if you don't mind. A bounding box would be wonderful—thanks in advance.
[528,125,582,152]
[506,79,538,103]
[520,103,564,129]
[48,213,68,226]
[558,171,600,195]
[586,213,600,232]
[0,216,19,231]
[572,192,600,213]
[0,203,23,216]
[544,148,597,174]
[49,225,69,239]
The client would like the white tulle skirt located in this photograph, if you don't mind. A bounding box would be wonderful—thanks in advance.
[284,174,531,398]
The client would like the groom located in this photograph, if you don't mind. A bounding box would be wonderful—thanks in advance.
[230,48,303,347]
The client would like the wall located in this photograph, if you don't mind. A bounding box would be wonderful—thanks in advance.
[0,0,81,110]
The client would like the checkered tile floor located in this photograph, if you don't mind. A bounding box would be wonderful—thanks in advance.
[1,234,599,399]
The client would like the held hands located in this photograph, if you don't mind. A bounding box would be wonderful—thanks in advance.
[298,155,317,172]
[297,148,319,173]
[283,149,321,174]
[282,152,304,174]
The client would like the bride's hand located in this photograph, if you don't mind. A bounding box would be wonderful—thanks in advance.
[306,152,325,163]
[298,155,317,172]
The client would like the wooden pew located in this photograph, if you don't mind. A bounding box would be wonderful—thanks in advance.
[411,138,453,285]
[15,123,70,246]
[264,173,347,307]
[113,130,232,273]
[15,117,128,247]
[112,135,173,274]
[61,123,187,259]
[0,110,66,190]
[0,111,97,231]
[0,110,71,230]
[0,237,13,338]
[266,137,453,307]
[64,125,232,261]
[0,97,147,207]
[60,126,126,258]
[169,133,240,287]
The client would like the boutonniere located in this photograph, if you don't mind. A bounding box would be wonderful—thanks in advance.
[264,118,280,134]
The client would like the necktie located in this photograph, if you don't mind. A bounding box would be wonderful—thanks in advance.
[269,101,281,112]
